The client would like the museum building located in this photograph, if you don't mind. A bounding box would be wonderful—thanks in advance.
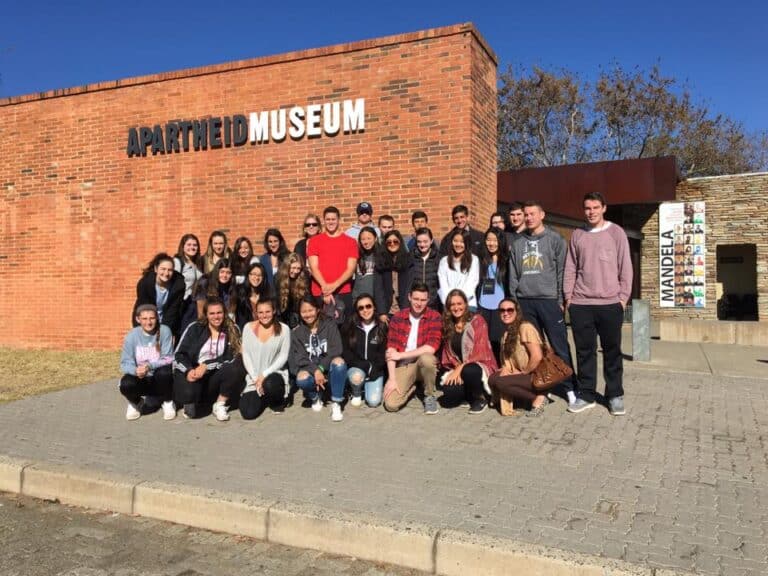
[0,24,498,349]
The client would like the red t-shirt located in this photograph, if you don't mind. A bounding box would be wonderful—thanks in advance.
[306,232,358,296]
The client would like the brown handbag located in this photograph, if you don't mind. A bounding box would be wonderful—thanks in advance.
[531,344,573,391]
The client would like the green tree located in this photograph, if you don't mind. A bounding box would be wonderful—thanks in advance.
[498,63,768,177]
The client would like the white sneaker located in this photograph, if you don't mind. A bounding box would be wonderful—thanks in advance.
[311,398,324,412]
[125,402,141,421]
[350,396,363,407]
[161,401,176,420]
[331,402,343,422]
[212,401,230,421]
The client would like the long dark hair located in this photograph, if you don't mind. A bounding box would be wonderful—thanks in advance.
[231,236,255,278]
[499,297,524,362]
[206,258,237,316]
[142,252,174,276]
[342,293,388,350]
[254,298,282,336]
[263,228,290,260]
[238,262,272,301]
[376,230,408,271]
[201,297,241,354]
[449,230,473,273]
[356,226,378,275]
[480,227,508,287]
[203,230,232,274]
[174,234,203,271]
[441,289,473,342]
[298,294,324,328]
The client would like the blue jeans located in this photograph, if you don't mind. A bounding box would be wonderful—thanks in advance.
[346,367,384,407]
[296,360,347,403]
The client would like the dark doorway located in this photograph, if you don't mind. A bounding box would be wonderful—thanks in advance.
[717,244,758,320]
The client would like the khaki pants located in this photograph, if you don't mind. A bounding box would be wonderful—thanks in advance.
[383,353,438,412]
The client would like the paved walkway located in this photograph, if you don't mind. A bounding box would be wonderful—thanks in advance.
[2,337,767,575]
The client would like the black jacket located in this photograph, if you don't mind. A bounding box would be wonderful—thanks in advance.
[173,321,238,373]
[405,246,440,308]
[132,271,185,338]
[373,266,411,316]
[342,322,387,381]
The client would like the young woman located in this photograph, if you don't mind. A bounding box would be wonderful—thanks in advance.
[288,296,347,422]
[487,298,547,416]
[373,230,410,324]
[294,214,322,265]
[341,294,388,407]
[259,228,290,288]
[437,230,480,310]
[133,252,186,340]
[203,230,232,274]
[231,236,259,284]
[173,297,245,421]
[238,299,290,419]
[478,228,509,362]
[440,289,498,414]
[275,252,309,329]
[235,262,272,330]
[173,234,204,334]
[351,226,378,301]
[195,258,237,321]
[406,227,440,310]
[120,304,175,421]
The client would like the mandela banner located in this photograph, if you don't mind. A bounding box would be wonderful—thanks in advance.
[659,202,706,308]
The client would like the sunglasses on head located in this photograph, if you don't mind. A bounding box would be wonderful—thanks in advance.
[357,303,374,311]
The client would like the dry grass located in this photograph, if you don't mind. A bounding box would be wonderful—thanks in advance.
[1,348,120,404]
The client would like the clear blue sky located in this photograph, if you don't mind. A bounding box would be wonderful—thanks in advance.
[2,0,766,132]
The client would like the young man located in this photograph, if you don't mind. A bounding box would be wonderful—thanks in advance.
[378,214,395,236]
[438,204,485,257]
[406,210,430,251]
[345,201,379,239]
[383,282,442,414]
[308,206,359,315]
[508,201,577,407]
[564,192,633,415]
[505,202,525,249]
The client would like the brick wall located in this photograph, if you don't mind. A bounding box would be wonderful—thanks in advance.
[0,24,498,349]
[640,173,768,321]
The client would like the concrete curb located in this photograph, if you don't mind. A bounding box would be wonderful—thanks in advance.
[0,454,696,576]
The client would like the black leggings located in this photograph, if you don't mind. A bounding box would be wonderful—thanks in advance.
[238,373,286,420]
[488,372,537,403]
[440,363,485,407]
[173,358,246,410]
[120,365,173,404]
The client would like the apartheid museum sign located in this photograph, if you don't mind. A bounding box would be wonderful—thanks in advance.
[126,97,366,157]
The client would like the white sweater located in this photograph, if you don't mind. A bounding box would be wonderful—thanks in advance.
[241,322,290,393]
[437,255,480,308]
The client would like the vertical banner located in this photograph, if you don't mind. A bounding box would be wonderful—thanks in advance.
[659,202,706,308]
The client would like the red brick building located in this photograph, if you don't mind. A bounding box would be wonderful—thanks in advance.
[0,24,498,349]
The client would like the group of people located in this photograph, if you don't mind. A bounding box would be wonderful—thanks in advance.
[121,192,632,423]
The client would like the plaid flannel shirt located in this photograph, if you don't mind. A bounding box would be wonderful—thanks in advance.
[387,307,442,353]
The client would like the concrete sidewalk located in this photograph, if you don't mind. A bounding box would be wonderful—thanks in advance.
[1,337,767,575]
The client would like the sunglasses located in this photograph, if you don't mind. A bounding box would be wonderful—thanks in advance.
[304,222,319,228]
[499,307,517,314]
[386,240,400,246]
[357,303,374,311]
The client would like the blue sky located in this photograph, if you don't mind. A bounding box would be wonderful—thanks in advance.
[2,0,766,132]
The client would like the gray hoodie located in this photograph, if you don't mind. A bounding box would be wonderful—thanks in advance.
[508,227,566,303]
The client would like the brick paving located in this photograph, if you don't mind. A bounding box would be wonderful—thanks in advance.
[1,361,767,575]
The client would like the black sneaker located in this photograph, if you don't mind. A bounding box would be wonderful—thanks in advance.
[468,399,488,415]
[271,403,285,414]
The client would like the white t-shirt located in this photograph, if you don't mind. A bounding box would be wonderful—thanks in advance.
[405,315,420,352]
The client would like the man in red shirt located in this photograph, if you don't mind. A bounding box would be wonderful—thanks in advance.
[383,282,442,414]
[307,206,359,319]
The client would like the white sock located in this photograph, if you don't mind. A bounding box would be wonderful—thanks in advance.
[567,391,577,404]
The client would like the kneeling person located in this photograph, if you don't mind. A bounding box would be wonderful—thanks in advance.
[120,304,175,421]
[383,282,442,414]
[173,298,245,421]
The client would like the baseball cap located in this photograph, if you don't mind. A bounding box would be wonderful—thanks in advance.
[356,202,373,215]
